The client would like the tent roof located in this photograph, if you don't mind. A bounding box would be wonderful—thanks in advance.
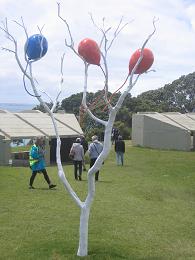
[53,113,83,135]
[137,112,195,131]
[0,110,83,139]
[0,111,43,139]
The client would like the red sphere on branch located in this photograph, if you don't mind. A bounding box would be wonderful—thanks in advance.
[129,48,154,74]
[78,38,100,65]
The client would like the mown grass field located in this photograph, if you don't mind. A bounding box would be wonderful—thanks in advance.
[1,142,195,259]
[11,145,31,152]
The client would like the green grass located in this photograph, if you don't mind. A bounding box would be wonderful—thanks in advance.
[1,142,195,259]
[11,145,31,152]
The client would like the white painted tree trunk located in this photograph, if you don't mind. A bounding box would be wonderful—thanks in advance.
[77,206,90,256]
[76,118,114,256]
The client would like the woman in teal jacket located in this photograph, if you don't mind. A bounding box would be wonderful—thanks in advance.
[29,137,56,189]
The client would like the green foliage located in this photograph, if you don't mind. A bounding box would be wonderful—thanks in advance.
[137,72,195,113]
[60,91,133,138]
[33,102,60,113]
[11,145,31,152]
[1,144,195,259]
[61,92,83,114]
[33,71,195,139]
[114,121,131,139]
[85,126,104,141]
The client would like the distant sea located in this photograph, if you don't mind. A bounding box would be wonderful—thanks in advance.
[0,103,36,112]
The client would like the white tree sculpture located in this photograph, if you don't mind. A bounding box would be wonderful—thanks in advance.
[1,7,157,256]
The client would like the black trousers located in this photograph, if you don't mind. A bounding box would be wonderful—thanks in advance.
[73,160,82,180]
[29,168,51,186]
[90,158,99,181]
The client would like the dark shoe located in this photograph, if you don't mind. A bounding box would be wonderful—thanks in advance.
[78,176,82,181]
[83,168,87,171]
[29,186,35,189]
[49,184,56,189]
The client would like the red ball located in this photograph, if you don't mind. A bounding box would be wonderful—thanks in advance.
[129,48,154,74]
[78,38,100,65]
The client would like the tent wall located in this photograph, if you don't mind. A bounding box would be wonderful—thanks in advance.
[132,114,144,146]
[132,114,191,151]
[50,137,77,163]
[45,138,50,166]
[0,137,11,165]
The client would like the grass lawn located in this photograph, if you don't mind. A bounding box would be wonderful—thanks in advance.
[11,145,31,153]
[1,142,195,259]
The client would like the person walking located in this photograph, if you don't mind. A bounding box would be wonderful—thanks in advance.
[70,137,84,181]
[80,135,88,171]
[114,135,125,166]
[111,128,120,144]
[29,137,56,189]
[88,135,103,181]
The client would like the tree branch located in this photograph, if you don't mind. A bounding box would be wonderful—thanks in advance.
[89,13,111,50]
[107,16,129,51]
[129,17,158,86]
[115,18,158,110]
[1,47,15,53]
[81,63,107,126]
[57,2,83,60]
[13,16,28,39]
[37,24,45,34]
[51,53,65,113]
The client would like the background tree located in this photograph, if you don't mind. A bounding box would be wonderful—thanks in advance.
[137,72,195,113]
[33,71,195,133]
[33,101,60,112]
[60,91,132,139]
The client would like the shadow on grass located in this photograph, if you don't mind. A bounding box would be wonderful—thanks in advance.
[16,238,166,260]
[29,187,57,191]
[73,180,113,184]
[95,180,113,183]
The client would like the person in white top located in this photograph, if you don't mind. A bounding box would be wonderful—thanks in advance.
[70,137,84,180]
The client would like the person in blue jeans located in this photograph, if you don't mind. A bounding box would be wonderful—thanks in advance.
[114,135,125,166]
[29,137,56,189]
[70,137,84,181]
[88,135,103,181]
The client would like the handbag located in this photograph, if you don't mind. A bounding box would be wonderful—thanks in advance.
[69,149,75,159]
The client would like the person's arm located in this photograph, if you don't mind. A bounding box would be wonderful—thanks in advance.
[69,144,75,155]
[88,144,92,156]
[114,142,117,152]
[30,146,39,159]
[81,146,84,160]
[123,141,125,153]
[100,143,103,153]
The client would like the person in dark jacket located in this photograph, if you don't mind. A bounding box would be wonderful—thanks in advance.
[114,135,125,166]
[111,128,120,144]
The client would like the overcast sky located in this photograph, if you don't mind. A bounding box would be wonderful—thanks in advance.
[0,0,195,105]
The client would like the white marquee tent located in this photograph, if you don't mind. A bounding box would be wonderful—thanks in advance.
[132,112,195,151]
[0,109,83,165]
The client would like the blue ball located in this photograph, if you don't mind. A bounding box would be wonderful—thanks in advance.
[25,34,48,60]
